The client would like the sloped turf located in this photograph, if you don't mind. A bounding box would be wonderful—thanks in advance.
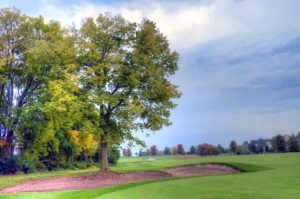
[0,153,299,198]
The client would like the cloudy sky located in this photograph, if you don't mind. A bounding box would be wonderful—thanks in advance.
[1,0,300,151]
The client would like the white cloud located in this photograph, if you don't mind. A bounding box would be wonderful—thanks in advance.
[30,0,239,53]
[3,0,300,147]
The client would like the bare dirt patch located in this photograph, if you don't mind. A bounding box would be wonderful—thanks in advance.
[0,163,240,193]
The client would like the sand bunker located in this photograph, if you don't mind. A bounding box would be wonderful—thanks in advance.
[0,163,240,193]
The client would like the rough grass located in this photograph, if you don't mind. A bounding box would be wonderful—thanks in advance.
[0,153,299,198]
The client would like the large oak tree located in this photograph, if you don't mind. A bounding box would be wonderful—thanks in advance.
[0,9,180,172]
[79,14,180,171]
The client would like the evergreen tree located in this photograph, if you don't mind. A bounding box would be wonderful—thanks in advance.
[229,140,237,153]
[189,145,196,154]
[163,147,171,155]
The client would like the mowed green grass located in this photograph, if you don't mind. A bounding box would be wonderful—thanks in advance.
[0,153,299,199]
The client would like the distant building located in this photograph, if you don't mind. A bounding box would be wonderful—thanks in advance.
[283,134,291,142]
[242,134,300,154]
[296,136,300,145]
[248,138,272,153]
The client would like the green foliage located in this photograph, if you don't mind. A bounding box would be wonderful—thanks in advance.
[79,14,180,169]
[196,144,221,156]
[0,8,180,172]
[164,147,171,155]
[272,135,286,152]
[171,147,177,155]
[288,135,299,152]
[189,145,196,154]
[176,144,185,155]
[0,157,21,175]
[229,140,237,153]
[236,145,250,155]
[150,145,158,156]
[248,143,257,154]
[217,144,225,154]
[108,146,120,165]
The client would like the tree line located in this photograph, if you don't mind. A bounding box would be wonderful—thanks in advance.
[0,8,180,174]
[137,143,222,157]
[134,132,300,158]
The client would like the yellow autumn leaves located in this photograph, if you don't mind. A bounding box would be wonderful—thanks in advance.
[67,130,98,156]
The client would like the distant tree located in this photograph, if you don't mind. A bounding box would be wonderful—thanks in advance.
[139,149,143,157]
[163,147,171,155]
[189,145,196,154]
[212,146,221,155]
[289,135,299,152]
[146,149,151,156]
[171,146,177,155]
[196,143,220,156]
[257,146,264,153]
[126,148,132,157]
[150,145,158,156]
[217,144,225,153]
[297,131,300,137]
[248,143,257,154]
[272,135,286,152]
[229,140,237,153]
[176,144,185,155]
[122,148,127,156]
[236,145,250,155]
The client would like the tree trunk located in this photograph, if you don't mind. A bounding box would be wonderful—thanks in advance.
[100,142,109,172]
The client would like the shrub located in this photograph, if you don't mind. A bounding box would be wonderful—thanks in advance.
[108,146,120,165]
[74,161,88,169]
[21,159,36,174]
[35,161,48,172]
[0,157,20,175]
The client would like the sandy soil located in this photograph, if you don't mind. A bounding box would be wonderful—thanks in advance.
[0,163,240,193]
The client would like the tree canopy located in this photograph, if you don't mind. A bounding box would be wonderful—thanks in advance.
[0,8,180,172]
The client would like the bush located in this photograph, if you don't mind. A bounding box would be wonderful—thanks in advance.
[108,146,120,165]
[74,161,89,169]
[0,157,20,175]
[35,161,47,172]
[21,159,36,174]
